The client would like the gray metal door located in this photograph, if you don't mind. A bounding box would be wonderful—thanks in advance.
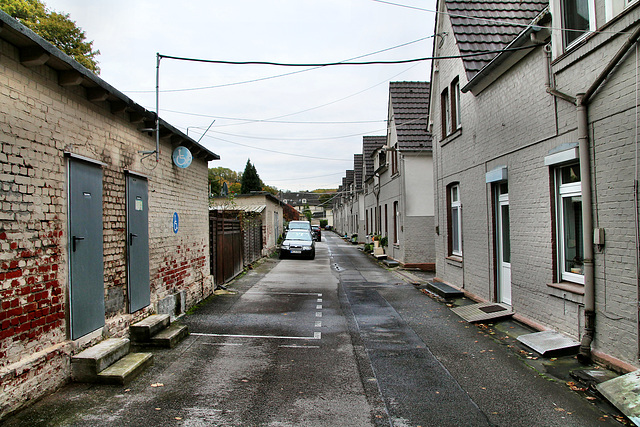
[127,174,150,312]
[69,158,105,339]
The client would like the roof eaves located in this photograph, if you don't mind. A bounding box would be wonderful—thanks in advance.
[462,7,551,93]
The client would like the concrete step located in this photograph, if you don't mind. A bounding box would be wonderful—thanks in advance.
[97,352,154,385]
[130,314,170,343]
[383,259,399,267]
[71,338,130,382]
[427,280,464,299]
[149,323,189,348]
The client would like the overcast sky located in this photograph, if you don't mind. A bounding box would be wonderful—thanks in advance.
[44,0,436,192]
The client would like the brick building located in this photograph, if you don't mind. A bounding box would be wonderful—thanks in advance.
[430,0,640,371]
[0,11,218,418]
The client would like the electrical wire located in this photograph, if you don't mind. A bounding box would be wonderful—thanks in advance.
[205,114,427,142]
[125,35,434,94]
[158,44,538,67]
[160,109,385,125]
[202,133,353,161]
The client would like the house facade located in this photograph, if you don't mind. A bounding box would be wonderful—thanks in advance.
[0,12,219,418]
[335,82,435,270]
[375,82,434,268]
[430,0,640,370]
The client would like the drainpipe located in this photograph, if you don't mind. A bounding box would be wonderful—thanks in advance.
[544,26,640,362]
[576,93,595,363]
[575,25,640,362]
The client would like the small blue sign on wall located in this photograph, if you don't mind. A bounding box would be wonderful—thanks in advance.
[172,146,192,168]
[173,212,179,234]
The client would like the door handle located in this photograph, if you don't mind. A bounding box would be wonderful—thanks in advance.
[72,236,85,252]
[129,233,138,246]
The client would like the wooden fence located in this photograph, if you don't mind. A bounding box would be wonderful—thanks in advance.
[209,210,264,286]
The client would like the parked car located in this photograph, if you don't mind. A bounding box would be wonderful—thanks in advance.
[279,229,315,260]
[311,225,321,241]
[287,220,312,232]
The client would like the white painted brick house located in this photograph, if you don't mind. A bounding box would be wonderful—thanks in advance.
[430,0,640,371]
[0,11,219,418]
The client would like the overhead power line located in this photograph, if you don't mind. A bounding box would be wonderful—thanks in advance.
[126,35,433,94]
[158,44,537,67]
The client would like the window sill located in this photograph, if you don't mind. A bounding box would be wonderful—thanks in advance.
[440,128,462,147]
[547,282,584,305]
[446,255,463,268]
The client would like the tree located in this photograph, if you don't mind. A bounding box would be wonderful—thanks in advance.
[302,204,313,222]
[240,159,262,194]
[209,167,241,196]
[0,0,100,73]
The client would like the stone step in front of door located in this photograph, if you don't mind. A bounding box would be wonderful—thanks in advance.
[130,314,171,343]
[97,352,154,385]
[149,323,189,348]
[71,338,130,382]
[426,280,464,299]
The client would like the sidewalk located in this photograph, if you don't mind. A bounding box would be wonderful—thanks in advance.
[390,266,630,426]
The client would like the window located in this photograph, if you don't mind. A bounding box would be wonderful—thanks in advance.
[605,0,639,21]
[561,0,594,47]
[451,78,461,131]
[366,210,369,235]
[448,184,462,256]
[391,147,398,175]
[393,201,399,244]
[441,88,450,139]
[555,164,584,284]
[384,204,388,236]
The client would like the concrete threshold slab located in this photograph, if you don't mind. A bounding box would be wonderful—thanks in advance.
[451,302,514,323]
[517,330,580,356]
[597,369,640,426]
[426,280,464,299]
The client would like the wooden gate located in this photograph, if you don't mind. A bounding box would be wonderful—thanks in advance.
[242,213,263,266]
[209,210,243,286]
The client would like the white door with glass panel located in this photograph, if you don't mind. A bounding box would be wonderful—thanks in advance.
[497,185,511,305]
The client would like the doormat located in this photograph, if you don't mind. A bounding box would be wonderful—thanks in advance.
[451,302,514,323]
[479,305,508,314]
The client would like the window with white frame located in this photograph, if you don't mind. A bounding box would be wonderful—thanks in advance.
[556,164,584,284]
[448,183,462,256]
[605,0,639,21]
[441,88,450,139]
[451,77,461,131]
[561,0,595,48]
[393,201,399,244]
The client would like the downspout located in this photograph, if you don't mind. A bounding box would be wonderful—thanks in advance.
[576,93,595,363]
[545,25,640,362]
[575,25,640,362]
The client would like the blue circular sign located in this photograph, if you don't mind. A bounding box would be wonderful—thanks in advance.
[173,212,179,234]
[172,146,192,168]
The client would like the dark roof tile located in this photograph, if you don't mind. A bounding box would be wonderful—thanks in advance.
[389,82,432,150]
[445,0,547,80]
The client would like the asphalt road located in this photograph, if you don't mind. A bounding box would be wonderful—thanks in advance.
[4,233,623,426]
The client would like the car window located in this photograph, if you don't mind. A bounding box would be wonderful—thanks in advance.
[286,231,312,241]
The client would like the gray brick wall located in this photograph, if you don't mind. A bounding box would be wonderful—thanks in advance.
[432,6,640,368]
